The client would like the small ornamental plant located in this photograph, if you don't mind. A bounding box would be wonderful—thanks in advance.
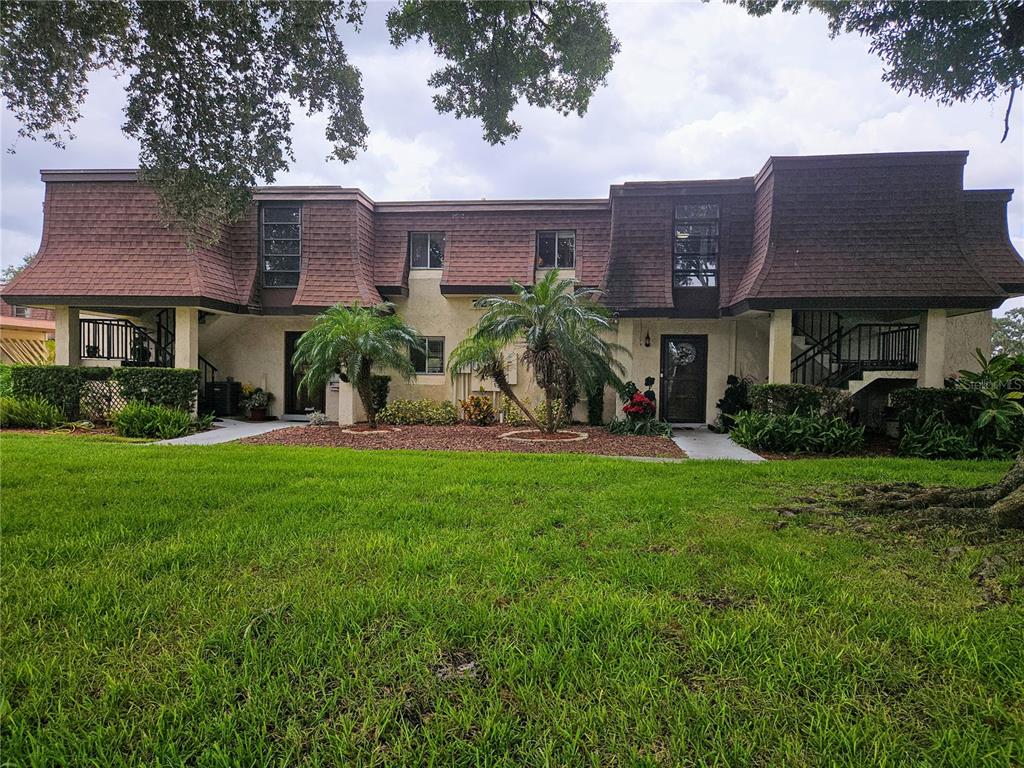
[622,392,656,420]
[460,392,495,426]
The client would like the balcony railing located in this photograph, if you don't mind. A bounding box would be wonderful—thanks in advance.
[80,318,170,366]
[792,322,919,388]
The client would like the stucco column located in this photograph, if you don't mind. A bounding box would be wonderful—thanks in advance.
[767,308,792,384]
[918,308,947,388]
[54,306,80,366]
[174,307,200,369]
[336,379,356,426]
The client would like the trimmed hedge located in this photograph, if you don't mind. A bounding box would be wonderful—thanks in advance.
[0,364,12,397]
[111,367,198,411]
[889,387,983,430]
[377,398,458,426]
[10,365,107,418]
[748,384,849,418]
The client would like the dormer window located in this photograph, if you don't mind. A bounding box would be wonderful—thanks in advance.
[409,232,445,269]
[673,203,719,288]
[537,230,575,269]
[262,205,301,287]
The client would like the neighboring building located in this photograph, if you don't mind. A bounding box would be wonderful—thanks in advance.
[0,296,54,364]
[3,151,1022,425]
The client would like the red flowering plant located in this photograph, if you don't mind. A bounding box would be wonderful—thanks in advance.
[622,392,656,420]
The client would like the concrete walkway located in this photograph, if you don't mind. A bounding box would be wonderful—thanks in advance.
[153,418,298,446]
[671,426,765,461]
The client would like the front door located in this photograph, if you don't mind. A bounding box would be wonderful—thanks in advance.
[284,331,325,415]
[660,335,708,423]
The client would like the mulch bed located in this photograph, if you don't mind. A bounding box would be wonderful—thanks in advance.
[241,424,686,458]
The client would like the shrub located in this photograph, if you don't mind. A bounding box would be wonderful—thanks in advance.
[585,383,605,426]
[607,417,673,438]
[889,388,981,430]
[308,410,329,426]
[748,384,849,418]
[0,395,63,429]
[112,367,198,411]
[0,364,12,397]
[500,396,567,428]
[371,375,390,413]
[377,398,458,426]
[898,414,976,460]
[460,393,495,426]
[112,402,193,439]
[11,365,87,418]
[716,374,753,431]
[731,411,865,455]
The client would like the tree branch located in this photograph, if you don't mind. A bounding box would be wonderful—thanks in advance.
[1001,85,1016,143]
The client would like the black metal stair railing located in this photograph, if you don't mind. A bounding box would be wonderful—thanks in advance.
[791,322,919,388]
[80,318,160,364]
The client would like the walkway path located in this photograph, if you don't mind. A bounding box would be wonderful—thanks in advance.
[671,427,765,461]
[153,418,297,446]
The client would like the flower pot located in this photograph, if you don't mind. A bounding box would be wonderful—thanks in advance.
[248,407,268,421]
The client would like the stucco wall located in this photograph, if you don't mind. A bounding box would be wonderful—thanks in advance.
[945,310,991,378]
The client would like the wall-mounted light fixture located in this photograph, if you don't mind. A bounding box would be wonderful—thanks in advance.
[644,330,651,348]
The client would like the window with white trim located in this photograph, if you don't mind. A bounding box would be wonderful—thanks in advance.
[673,203,719,288]
[261,205,301,287]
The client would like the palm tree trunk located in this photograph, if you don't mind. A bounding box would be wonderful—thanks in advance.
[543,387,556,433]
[493,371,543,431]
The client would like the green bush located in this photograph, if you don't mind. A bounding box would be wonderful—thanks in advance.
[748,384,849,418]
[370,375,390,413]
[585,383,605,426]
[889,388,982,430]
[0,364,12,397]
[112,401,193,439]
[377,398,458,426]
[11,365,87,418]
[731,411,865,455]
[112,367,198,411]
[715,374,753,431]
[0,395,63,429]
[500,396,568,428]
[898,415,976,460]
[606,417,673,438]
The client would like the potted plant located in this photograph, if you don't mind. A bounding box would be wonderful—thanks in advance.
[130,336,151,363]
[240,385,274,421]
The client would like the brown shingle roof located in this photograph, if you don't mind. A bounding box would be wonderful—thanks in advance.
[727,152,1008,310]
[961,190,1024,293]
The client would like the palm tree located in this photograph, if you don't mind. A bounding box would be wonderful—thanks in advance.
[292,302,421,428]
[472,270,627,432]
[447,335,543,431]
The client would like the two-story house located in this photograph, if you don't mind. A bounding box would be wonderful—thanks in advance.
[3,150,1022,425]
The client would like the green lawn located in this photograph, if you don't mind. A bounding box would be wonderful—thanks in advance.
[2,434,1022,767]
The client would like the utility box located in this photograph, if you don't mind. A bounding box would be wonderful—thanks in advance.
[206,380,242,417]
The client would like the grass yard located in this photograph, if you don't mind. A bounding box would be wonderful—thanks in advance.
[1,433,1022,766]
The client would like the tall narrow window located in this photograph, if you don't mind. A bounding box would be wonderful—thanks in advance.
[409,232,445,269]
[262,206,301,287]
[673,203,719,288]
[411,337,445,374]
[537,230,575,269]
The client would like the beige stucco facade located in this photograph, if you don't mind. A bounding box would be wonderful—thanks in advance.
[45,297,995,425]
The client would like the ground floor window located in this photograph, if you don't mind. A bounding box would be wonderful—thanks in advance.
[411,337,445,374]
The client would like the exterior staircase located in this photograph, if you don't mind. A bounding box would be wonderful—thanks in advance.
[791,311,919,392]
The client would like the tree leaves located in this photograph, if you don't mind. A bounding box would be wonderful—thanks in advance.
[386,0,619,144]
[0,1,618,234]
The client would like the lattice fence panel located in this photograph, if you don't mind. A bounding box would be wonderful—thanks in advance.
[79,380,131,424]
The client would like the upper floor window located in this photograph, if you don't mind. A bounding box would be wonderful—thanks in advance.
[537,230,575,269]
[12,305,30,318]
[262,206,301,287]
[673,203,719,288]
[409,232,445,269]
[411,336,445,374]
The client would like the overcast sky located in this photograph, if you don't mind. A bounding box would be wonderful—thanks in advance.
[1,1,1021,313]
